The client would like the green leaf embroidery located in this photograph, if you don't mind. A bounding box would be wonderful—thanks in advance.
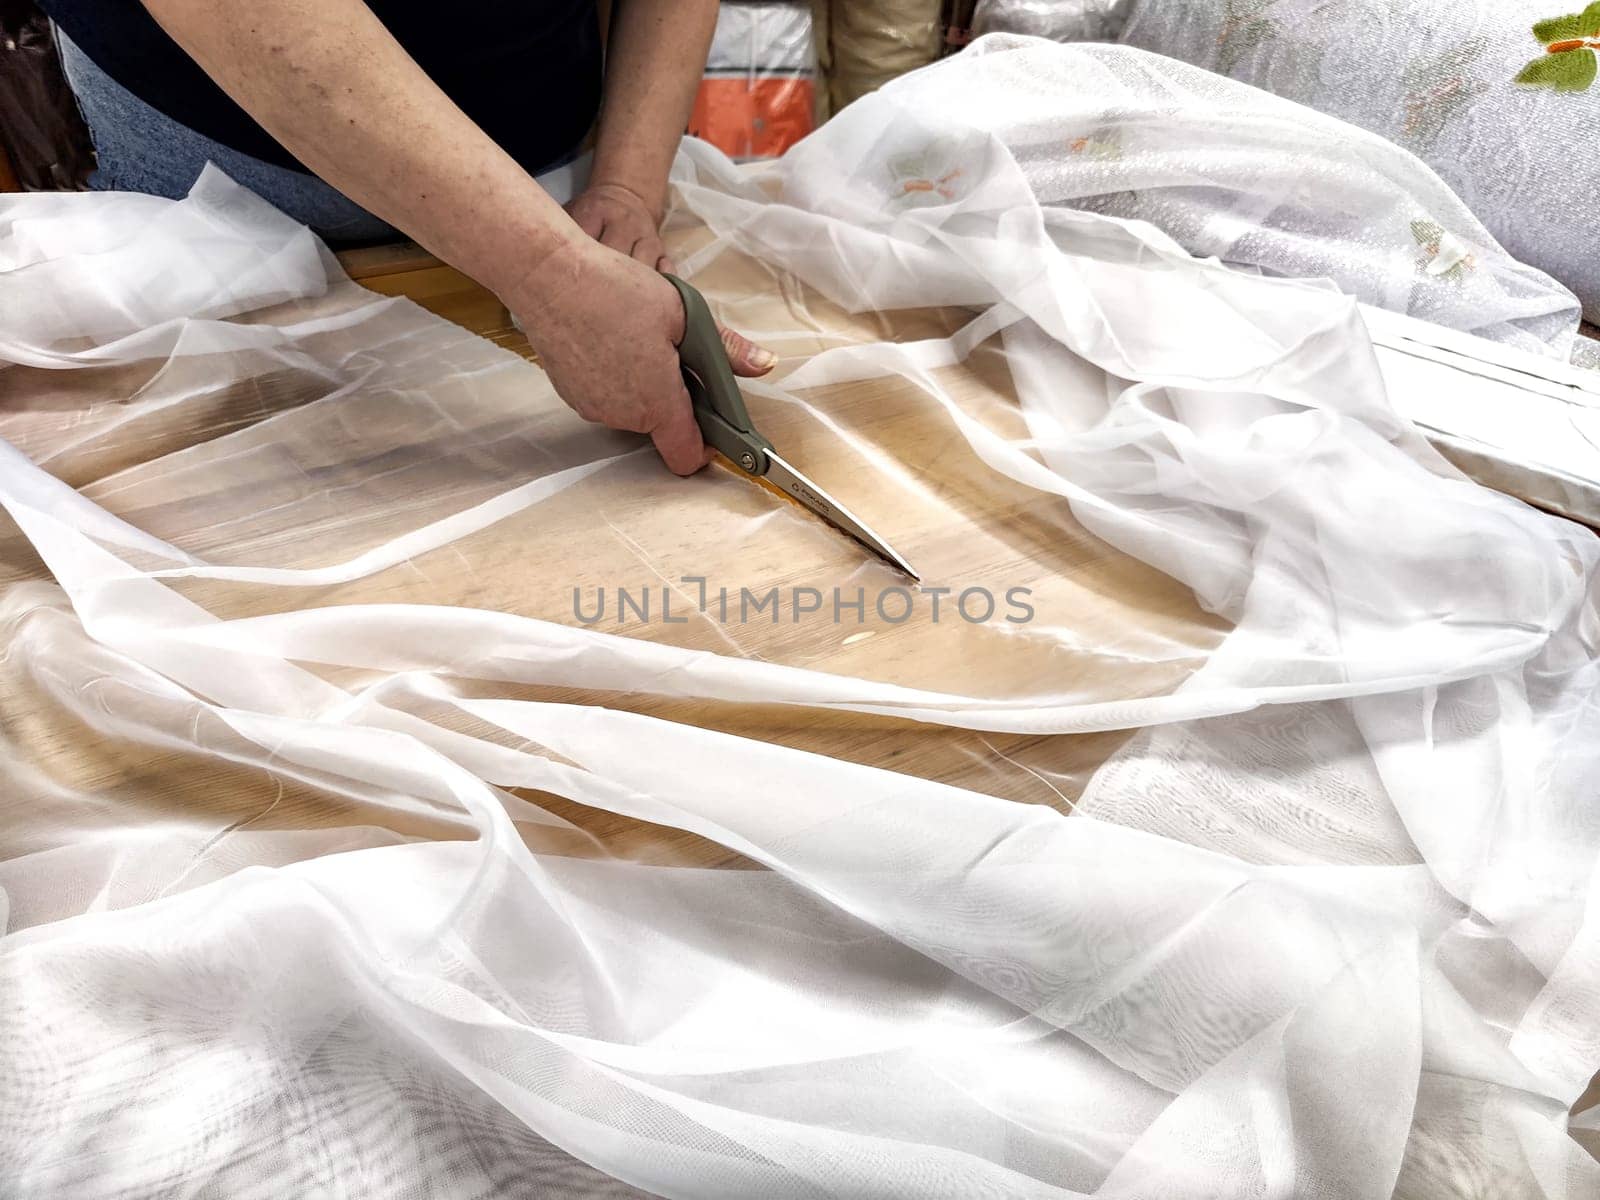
[1519,7,1600,91]
[1516,45,1598,90]
[1532,1,1600,42]
[1221,19,1275,72]
[1534,15,1583,41]
[1411,219,1444,246]
[1217,0,1280,74]
[1411,219,1476,283]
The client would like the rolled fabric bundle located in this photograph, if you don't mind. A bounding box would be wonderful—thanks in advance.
[823,0,944,110]
[1118,0,1600,323]
[690,1,819,160]
[972,0,1136,42]
[896,34,1582,357]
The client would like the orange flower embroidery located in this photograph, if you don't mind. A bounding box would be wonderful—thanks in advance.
[899,168,963,201]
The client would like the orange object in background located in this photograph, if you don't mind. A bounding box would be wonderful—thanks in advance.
[689,74,816,160]
[691,1,818,160]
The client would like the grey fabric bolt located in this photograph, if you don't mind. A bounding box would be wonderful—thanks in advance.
[1118,0,1600,322]
[974,0,1137,42]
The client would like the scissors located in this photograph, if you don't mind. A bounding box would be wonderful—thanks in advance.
[664,275,920,582]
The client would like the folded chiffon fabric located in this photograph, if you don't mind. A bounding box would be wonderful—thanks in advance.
[1,38,1596,1199]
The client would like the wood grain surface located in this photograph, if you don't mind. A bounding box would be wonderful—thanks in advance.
[4,233,1595,1128]
[0,231,1222,867]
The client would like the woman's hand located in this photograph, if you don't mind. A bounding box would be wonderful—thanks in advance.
[507,237,775,475]
[567,181,672,271]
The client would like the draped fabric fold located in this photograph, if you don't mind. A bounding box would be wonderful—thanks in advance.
[1,38,1596,1198]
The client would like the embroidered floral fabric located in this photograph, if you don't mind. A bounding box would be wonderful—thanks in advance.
[1118,0,1600,325]
[894,32,1584,360]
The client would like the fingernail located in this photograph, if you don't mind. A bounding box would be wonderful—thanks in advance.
[751,347,778,370]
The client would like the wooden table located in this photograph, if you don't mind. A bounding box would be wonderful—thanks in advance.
[1,234,1593,1131]
[295,243,1600,1127]
[333,238,1226,861]
[0,231,1222,866]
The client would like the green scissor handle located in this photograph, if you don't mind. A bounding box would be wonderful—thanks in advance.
[663,274,773,475]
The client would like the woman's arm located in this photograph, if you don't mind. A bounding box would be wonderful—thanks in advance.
[568,0,719,270]
[136,0,771,473]
[140,0,577,300]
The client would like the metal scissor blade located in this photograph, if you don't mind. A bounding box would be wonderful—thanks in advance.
[762,449,921,582]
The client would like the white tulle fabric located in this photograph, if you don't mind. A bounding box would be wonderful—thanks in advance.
[2,39,1598,1199]
[929,36,1584,360]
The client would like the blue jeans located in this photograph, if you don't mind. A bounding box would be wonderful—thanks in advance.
[56,30,590,248]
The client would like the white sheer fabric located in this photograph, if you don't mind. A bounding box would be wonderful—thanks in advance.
[1,39,1597,1199]
[933,36,1583,359]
